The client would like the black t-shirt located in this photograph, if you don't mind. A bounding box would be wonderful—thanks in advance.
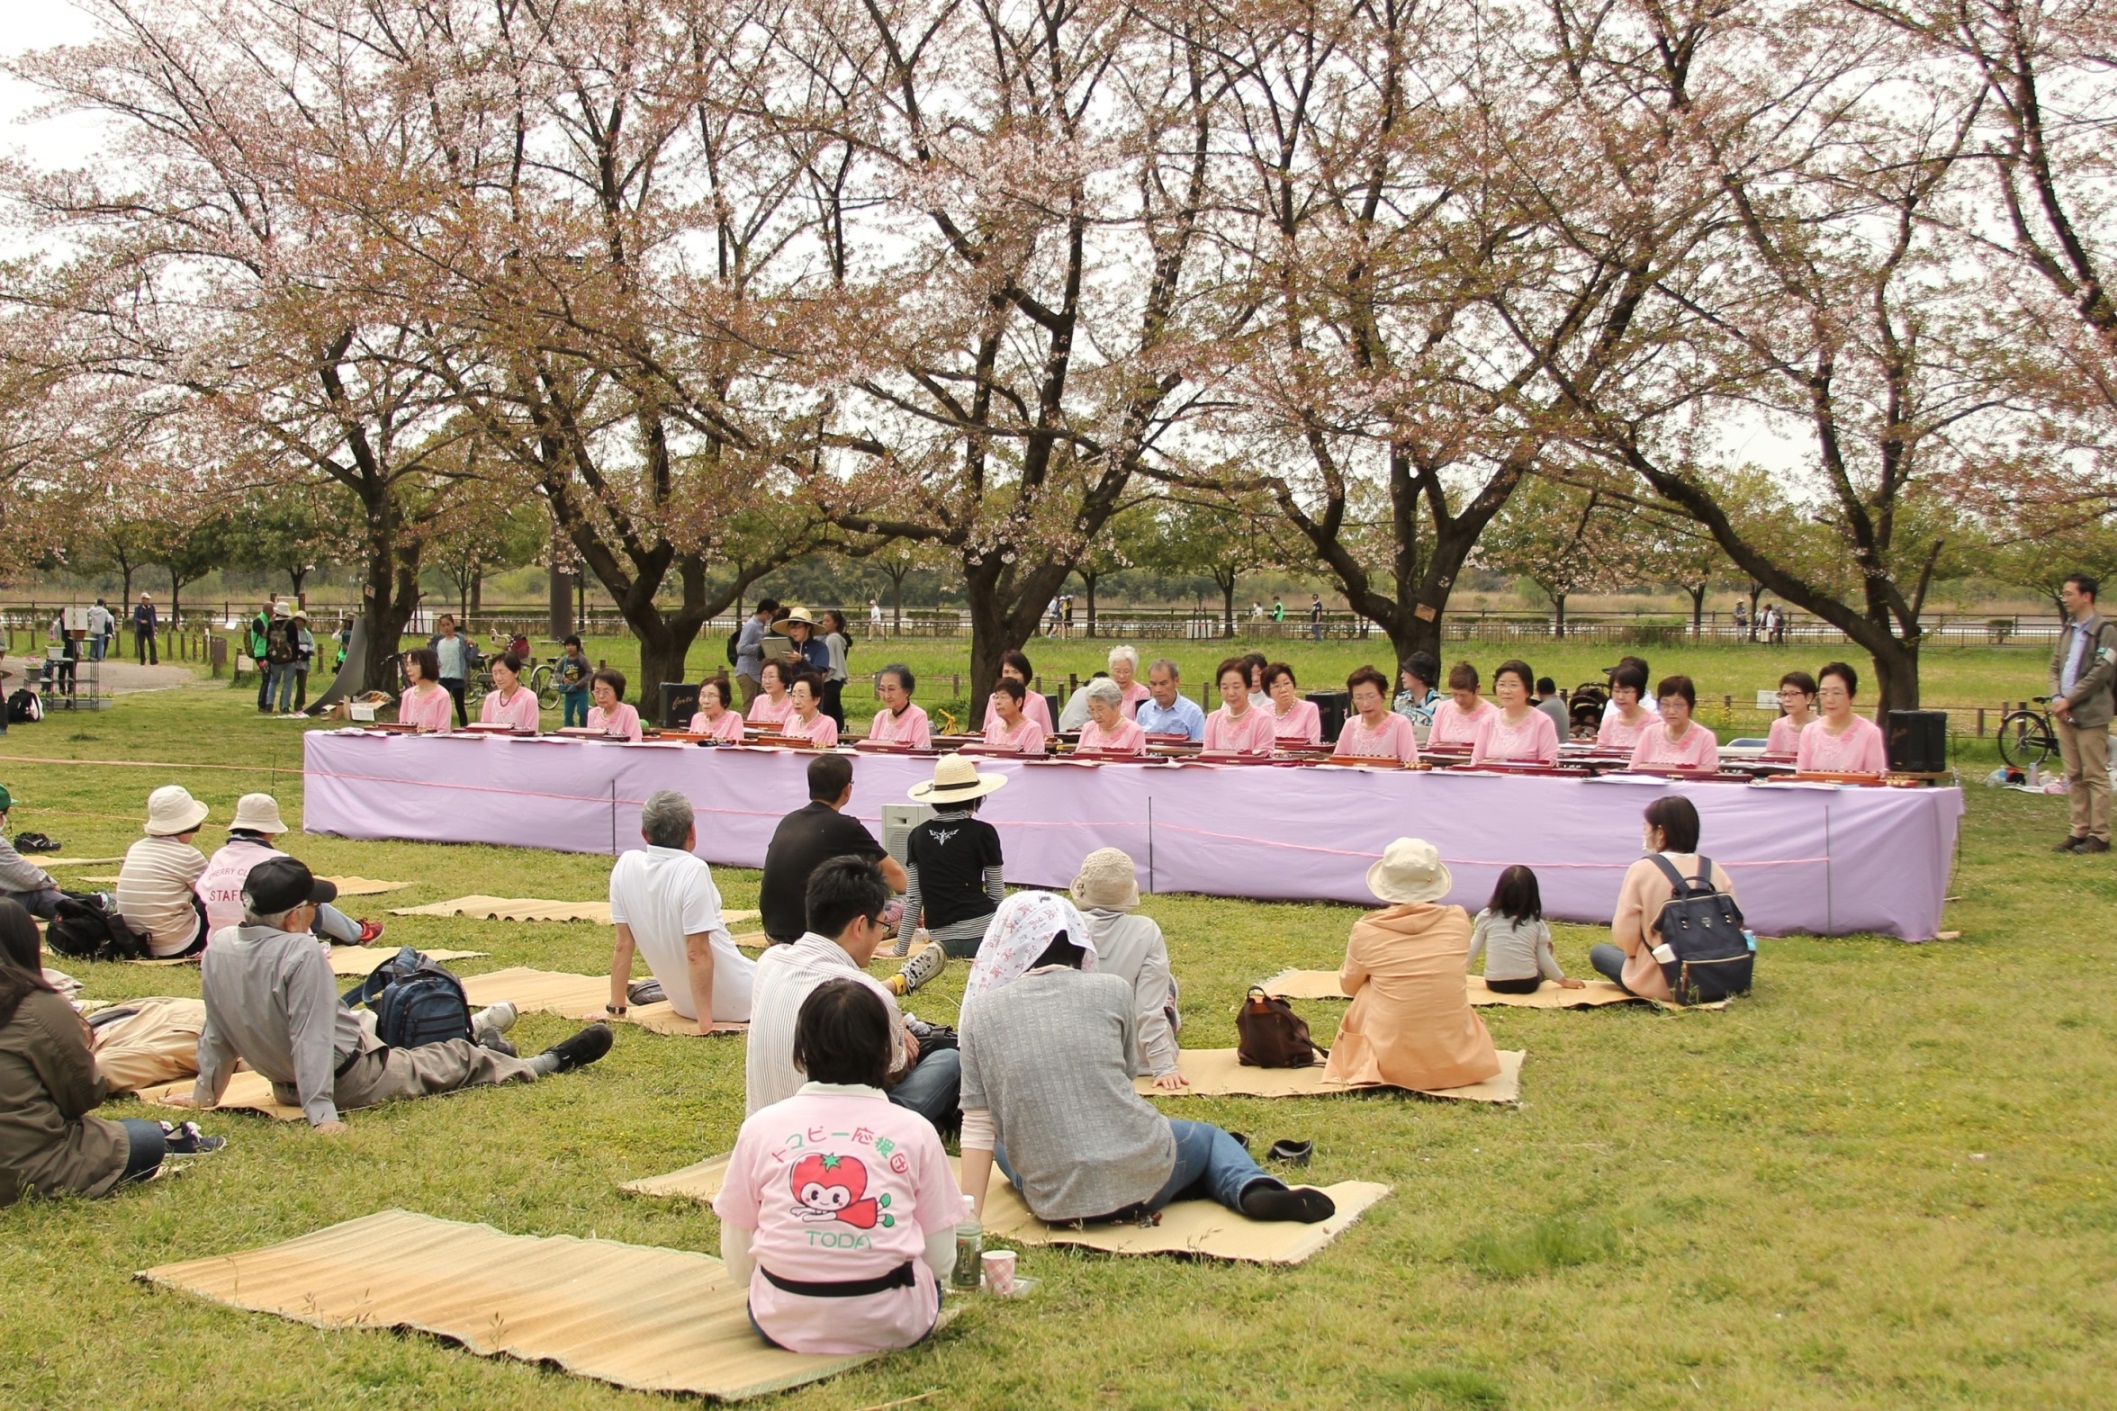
[906,815,1003,931]
[758,802,887,942]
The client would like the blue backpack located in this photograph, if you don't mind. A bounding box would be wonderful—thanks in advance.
[341,946,473,1049]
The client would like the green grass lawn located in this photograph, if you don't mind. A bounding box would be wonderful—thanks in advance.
[1,664,2111,1409]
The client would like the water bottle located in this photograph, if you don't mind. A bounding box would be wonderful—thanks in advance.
[1742,929,1758,953]
[952,1194,982,1290]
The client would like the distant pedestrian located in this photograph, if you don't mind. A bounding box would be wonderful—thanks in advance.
[1309,594,1324,643]
[87,599,114,662]
[131,593,159,666]
[868,597,884,635]
[1271,598,1285,627]
[1732,600,1749,640]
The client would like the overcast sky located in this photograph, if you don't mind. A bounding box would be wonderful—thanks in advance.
[1,5,106,168]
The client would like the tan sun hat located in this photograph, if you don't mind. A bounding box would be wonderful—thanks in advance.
[229,793,288,835]
[769,606,818,636]
[144,784,210,836]
[1070,847,1140,911]
[1365,837,1453,906]
[908,752,1008,804]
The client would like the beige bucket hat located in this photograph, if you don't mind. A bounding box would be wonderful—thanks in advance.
[144,784,210,836]
[908,753,1008,804]
[1070,847,1140,911]
[229,793,289,835]
[1365,836,1453,905]
[769,606,818,636]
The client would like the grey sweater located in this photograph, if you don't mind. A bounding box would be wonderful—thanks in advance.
[959,970,1175,1221]
[195,924,365,1126]
[1468,908,1565,982]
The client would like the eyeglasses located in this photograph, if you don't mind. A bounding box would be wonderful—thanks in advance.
[1776,689,1809,700]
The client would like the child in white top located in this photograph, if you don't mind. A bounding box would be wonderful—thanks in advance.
[1467,865,1585,994]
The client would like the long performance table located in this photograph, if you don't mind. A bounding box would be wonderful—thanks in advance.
[301,732,1962,940]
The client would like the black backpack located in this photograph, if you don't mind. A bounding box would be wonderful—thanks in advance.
[726,626,741,666]
[341,946,474,1049]
[7,689,40,723]
[46,893,152,962]
[1648,854,1754,1003]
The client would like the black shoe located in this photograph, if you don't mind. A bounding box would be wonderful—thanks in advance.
[1225,1131,1250,1152]
[540,1023,613,1073]
[1268,1139,1314,1167]
[1239,1184,1336,1224]
[2083,838,2111,854]
[2056,835,2086,853]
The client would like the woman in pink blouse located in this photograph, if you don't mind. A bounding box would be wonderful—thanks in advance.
[1628,676,1719,772]
[1334,666,1420,763]
[747,659,795,727]
[1204,657,1277,755]
[1766,670,1817,757]
[1470,659,1561,765]
[991,650,1056,738]
[1427,662,1497,751]
[1264,662,1322,743]
[1105,646,1153,717]
[781,673,841,746]
[981,678,1048,754]
[866,664,932,747]
[1074,677,1146,753]
[477,653,541,732]
[1797,661,1889,773]
[688,675,749,741]
[398,647,453,733]
[586,669,644,741]
[1596,662,1654,751]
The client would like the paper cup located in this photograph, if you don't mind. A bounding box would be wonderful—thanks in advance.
[981,1249,1016,1295]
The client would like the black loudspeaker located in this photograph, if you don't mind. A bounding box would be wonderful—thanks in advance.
[660,680,701,729]
[1042,692,1060,728]
[1308,689,1350,741]
[1886,710,1947,773]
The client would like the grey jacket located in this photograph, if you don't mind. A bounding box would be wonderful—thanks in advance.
[2050,612,2117,729]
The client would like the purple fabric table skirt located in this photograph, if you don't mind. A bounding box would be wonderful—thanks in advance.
[302,732,1962,939]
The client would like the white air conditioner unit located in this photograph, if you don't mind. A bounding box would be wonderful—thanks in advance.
[881,803,935,871]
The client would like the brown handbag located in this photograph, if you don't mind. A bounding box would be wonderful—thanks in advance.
[1235,986,1325,1068]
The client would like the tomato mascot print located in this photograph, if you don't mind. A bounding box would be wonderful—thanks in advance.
[790,1152,894,1230]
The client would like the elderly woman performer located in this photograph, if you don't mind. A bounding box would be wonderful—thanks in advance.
[1590,796,1736,999]
[1107,645,1152,717]
[478,652,541,732]
[1797,661,1888,773]
[981,678,1048,755]
[1426,662,1496,751]
[747,659,796,727]
[866,663,933,748]
[1263,662,1321,744]
[780,672,840,747]
[688,675,748,741]
[1469,659,1561,766]
[586,669,644,741]
[1627,675,1718,772]
[1203,656,1277,755]
[1334,666,1420,763]
[1074,677,1148,754]
[1323,838,1501,1092]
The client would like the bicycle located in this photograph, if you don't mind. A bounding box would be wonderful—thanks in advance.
[528,659,561,708]
[1996,697,2060,770]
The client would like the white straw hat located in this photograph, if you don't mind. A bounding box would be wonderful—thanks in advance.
[1365,837,1453,905]
[229,793,288,835]
[1070,848,1140,911]
[908,753,1008,804]
[144,784,210,836]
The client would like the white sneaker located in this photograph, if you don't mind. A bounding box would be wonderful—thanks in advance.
[473,1001,518,1037]
[893,942,948,997]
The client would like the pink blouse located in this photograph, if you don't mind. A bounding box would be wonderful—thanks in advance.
[1596,709,1652,751]
[1204,705,1277,755]
[1797,714,1888,773]
[783,710,840,747]
[980,713,1048,755]
[1628,720,1719,772]
[748,691,795,726]
[1334,712,1420,764]
[1765,714,1808,757]
[688,708,748,742]
[479,686,540,732]
[399,684,452,733]
[1271,698,1322,744]
[990,689,1055,737]
[866,702,933,749]
[1427,698,1495,750]
[1076,716,1147,754]
[1469,708,1561,766]
[1116,680,1153,718]
[587,702,643,742]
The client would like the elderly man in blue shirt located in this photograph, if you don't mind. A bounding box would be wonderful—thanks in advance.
[1134,658,1206,742]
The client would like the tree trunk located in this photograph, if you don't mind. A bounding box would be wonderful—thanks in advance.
[290,566,309,597]
[1866,633,1921,718]
[168,569,182,623]
[964,553,1073,729]
[1078,570,1099,638]
[1553,592,1568,639]
[470,568,483,620]
[357,496,420,691]
[1220,576,1237,639]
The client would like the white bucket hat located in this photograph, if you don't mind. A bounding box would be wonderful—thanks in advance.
[144,784,210,836]
[1070,847,1140,911]
[908,753,1008,804]
[229,793,288,835]
[1365,837,1453,906]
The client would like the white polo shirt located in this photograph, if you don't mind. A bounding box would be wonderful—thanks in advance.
[608,846,755,1022]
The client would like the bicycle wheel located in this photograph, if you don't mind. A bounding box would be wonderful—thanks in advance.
[530,663,559,708]
[1996,710,2057,770]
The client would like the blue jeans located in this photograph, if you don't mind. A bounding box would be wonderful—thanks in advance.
[314,903,362,945]
[269,661,301,712]
[1588,943,1632,991]
[995,1118,1279,1217]
[89,633,105,662]
[887,1048,961,1128]
[117,1118,167,1184]
[562,690,589,727]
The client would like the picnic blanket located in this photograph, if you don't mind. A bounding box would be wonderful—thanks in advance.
[387,896,761,927]
[625,1155,1388,1266]
[1255,970,1721,1010]
[139,1209,941,1401]
[136,1070,302,1121]
[1134,1048,1524,1103]
[459,967,745,1036]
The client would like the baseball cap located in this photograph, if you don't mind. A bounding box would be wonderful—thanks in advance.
[241,857,338,915]
[0,784,13,812]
